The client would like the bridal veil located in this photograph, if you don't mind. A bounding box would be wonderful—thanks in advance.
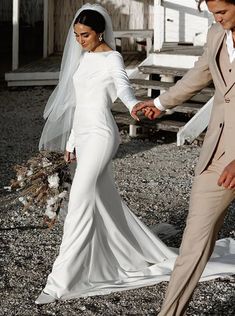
[39,3,116,151]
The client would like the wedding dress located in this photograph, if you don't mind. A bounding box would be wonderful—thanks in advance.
[41,50,235,301]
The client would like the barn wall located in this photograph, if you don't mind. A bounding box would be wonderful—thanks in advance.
[0,0,43,56]
[53,0,155,52]
[0,0,12,22]
[163,0,212,43]
[0,0,43,24]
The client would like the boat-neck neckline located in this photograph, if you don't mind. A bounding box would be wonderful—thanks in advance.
[87,50,116,54]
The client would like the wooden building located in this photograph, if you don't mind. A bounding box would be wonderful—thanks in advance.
[3,0,215,147]
[5,0,212,86]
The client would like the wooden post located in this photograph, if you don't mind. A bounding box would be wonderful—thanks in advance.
[177,97,214,146]
[12,0,20,70]
[129,124,142,137]
[154,0,164,52]
[43,0,49,58]
[48,0,54,55]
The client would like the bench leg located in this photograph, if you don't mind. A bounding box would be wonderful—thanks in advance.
[129,124,142,137]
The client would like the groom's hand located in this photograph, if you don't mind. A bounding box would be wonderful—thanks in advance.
[131,100,162,121]
[218,159,235,189]
[142,106,162,120]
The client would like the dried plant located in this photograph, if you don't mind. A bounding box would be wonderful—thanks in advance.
[6,151,72,228]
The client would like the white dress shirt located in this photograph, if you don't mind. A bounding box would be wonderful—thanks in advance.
[226,30,235,63]
[154,30,235,111]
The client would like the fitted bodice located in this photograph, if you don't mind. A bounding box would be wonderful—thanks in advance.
[67,50,139,144]
[73,51,117,110]
[72,51,138,111]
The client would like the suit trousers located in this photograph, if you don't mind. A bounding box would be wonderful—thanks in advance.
[158,152,235,316]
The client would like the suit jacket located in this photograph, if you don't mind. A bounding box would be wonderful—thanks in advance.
[158,23,235,175]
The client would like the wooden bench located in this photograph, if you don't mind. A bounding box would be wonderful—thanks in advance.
[138,65,188,77]
[130,78,215,97]
[113,29,153,56]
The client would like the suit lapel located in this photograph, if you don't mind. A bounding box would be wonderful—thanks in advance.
[212,29,227,91]
[225,59,235,94]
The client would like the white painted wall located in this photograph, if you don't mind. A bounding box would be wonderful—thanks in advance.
[163,0,211,44]
[140,53,199,69]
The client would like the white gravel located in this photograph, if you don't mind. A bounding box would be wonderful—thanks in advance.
[0,85,234,316]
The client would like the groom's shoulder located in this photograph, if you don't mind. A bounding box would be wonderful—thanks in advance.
[208,22,224,36]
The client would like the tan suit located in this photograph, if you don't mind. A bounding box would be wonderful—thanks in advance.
[157,23,235,316]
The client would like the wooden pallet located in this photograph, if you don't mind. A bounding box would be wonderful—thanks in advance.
[112,98,201,135]
[130,78,214,97]
[139,65,188,77]
[114,62,214,141]
[5,53,145,86]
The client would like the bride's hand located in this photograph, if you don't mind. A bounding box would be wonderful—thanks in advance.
[131,102,143,121]
[64,149,76,163]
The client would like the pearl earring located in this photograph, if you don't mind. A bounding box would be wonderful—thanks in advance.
[99,33,103,42]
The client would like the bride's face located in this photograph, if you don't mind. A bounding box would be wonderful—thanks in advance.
[74,23,100,51]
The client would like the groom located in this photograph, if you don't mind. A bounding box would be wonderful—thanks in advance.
[132,0,235,315]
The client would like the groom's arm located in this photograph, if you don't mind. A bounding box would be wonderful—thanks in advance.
[132,38,213,119]
[157,45,212,109]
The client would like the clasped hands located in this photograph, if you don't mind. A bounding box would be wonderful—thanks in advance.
[130,100,163,121]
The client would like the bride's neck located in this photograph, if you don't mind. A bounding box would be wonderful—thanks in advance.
[90,41,105,53]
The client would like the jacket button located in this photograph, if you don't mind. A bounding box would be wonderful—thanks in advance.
[225,98,230,103]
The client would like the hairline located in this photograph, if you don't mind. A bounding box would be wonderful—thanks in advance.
[198,0,235,11]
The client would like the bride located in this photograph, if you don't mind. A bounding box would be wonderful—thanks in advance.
[36,3,235,305]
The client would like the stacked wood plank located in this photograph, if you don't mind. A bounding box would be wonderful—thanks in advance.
[127,61,214,140]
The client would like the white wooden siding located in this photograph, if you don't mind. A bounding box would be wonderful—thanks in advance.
[54,0,155,52]
[163,0,211,44]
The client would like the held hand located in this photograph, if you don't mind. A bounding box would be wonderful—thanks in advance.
[142,106,162,120]
[218,160,235,189]
[131,100,162,121]
[130,102,147,121]
[64,149,76,163]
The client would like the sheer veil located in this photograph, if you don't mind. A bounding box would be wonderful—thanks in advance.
[39,3,116,151]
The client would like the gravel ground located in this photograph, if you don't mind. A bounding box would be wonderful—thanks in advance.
[0,85,234,316]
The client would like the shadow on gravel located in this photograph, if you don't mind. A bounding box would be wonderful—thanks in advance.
[115,131,177,160]
[0,225,47,231]
[0,85,52,188]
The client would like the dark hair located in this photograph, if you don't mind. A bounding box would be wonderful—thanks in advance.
[74,9,105,33]
[197,0,235,11]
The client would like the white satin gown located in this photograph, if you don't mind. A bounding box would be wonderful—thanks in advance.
[43,51,235,301]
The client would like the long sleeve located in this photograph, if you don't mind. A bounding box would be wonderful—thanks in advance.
[154,97,166,111]
[66,129,75,152]
[158,44,212,110]
[156,22,217,111]
[107,52,139,112]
